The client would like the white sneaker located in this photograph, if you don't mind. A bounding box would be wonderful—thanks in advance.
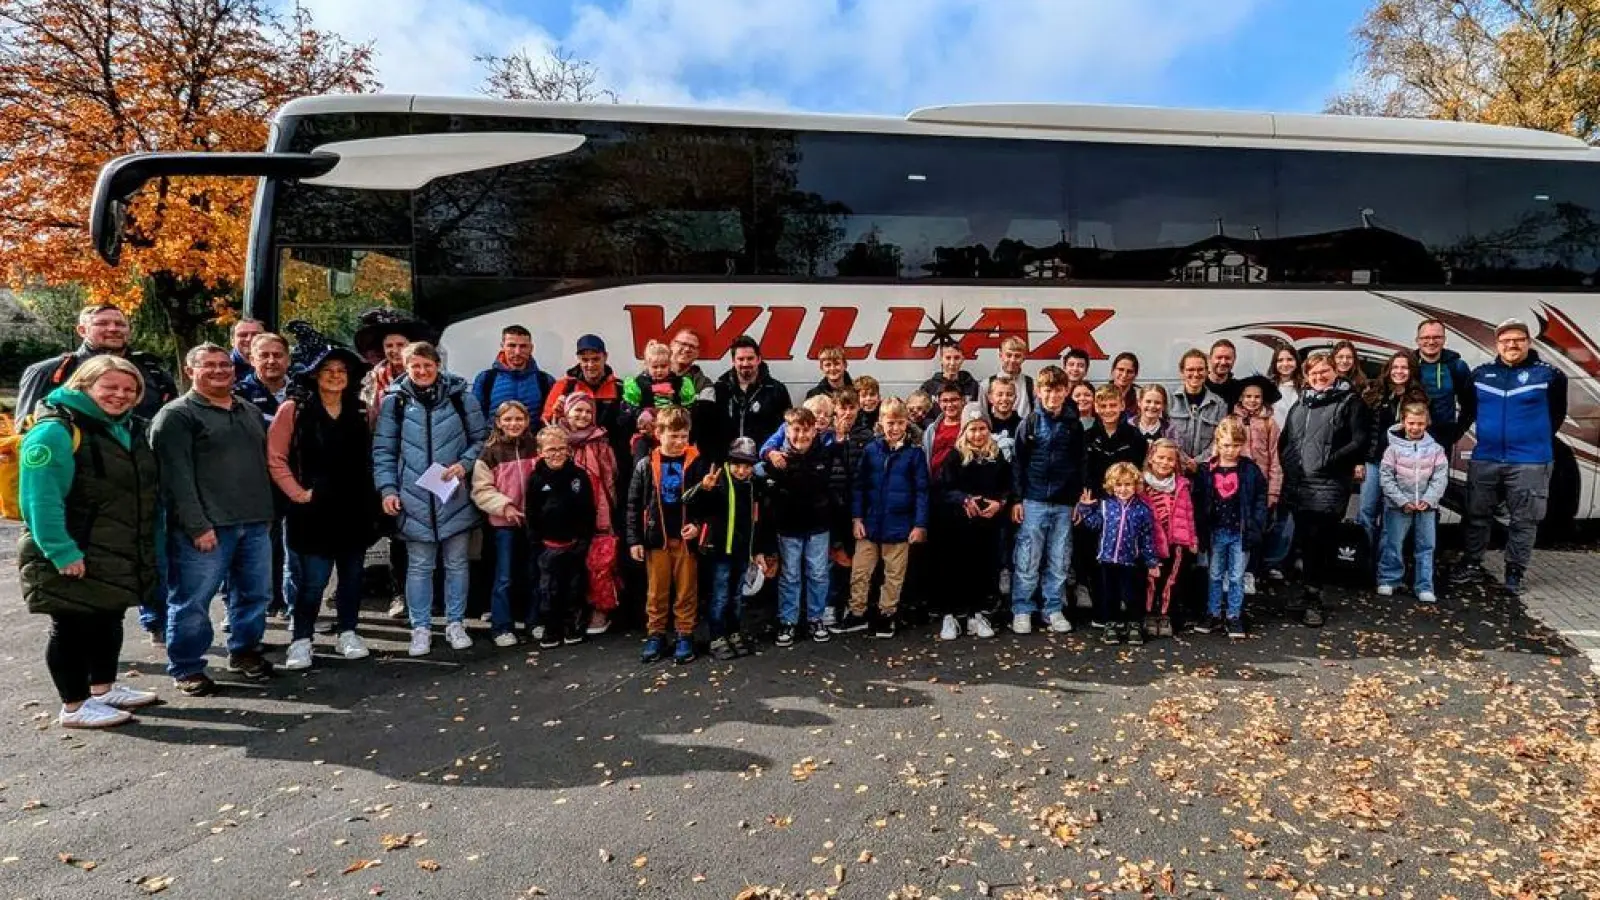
[1243,572,1258,596]
[1417,591,1437,604]
[1376,585,1395,597]
[408,627,432,657]
[387,597,407,619]
[531,625,546,641]
[938,615,960,641]
[336,631,370,660]
[1267,568,1285,582]
[92,683,158,710]
[60,701,132,729]
[493,632,518,648]
[970,613,995,639]
[1074,585,1093,609]
[1047,611,1073,633]
[1012,613,1033,635]
[445,621,473,651]
[822,606,838,628]
[284,638,314,670]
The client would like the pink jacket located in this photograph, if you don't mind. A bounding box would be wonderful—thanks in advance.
[1141,473,1197,558]
[469,437,540,528]
[1231,407,1282,505]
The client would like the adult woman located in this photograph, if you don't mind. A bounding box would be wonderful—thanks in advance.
[1262,346,1303,580]
[1269,347,1302,435]
[372,342,488,657]
[268,343,378,669]
[1280,351,1368,628]
[1358,351,1428,551]
[18,356,160,727]
[1109,352,1141,415]
[1331,340,1368,393]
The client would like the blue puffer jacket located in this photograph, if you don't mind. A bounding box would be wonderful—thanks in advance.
[1470,349,1568,465]
[1075,495,1159,568]
[1012,407,1085,505]
[372,373,489,543]
[1416,348,1476,445]
[471,357,555,421]
[852,437,929,543]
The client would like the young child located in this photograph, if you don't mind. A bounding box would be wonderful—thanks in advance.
[523,427,597,649]
[1081,384,1148,627]
[906,390,933,431]
[982,336,1034,420]
[845,398,928,639]
[1010,365,1084,635]
[1193,419,1269,639]
[920,343,980,402]
[761,393,836,464]
[765,407,848,646]
[623,339,694,413]
[1129,384,1174,443]
[1230,374,1283,596]
[1071,382,1096,430]
[626,406,700,664]
[854,375,882,433]
[1063,347,1091,387]
[1140,439,1197,639]
[469,401,542,647]
[985,374,1022,461]
[630,407,658,472]
[1075,463,1160,646]
[685,437,773,659]
[556,393,621,634]
[933,408,1012,640]
[807,346,852,399]
[921,381,967,474]
[1377,403,1448,603]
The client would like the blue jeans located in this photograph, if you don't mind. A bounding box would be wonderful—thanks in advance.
[778,532,830,625]
[1262,504,1294,570]
[166,522,272,679]
[1378,506,1438,596]
[294,550,364,641]
[405,533,471,630]
[1206,528,1247,619]
[707,557,743,638]
[1011,500,1071,616]
[489,527,536,636]
[1357,463,1383,550]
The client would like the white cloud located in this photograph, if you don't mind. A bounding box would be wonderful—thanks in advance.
[293,0,1265,112]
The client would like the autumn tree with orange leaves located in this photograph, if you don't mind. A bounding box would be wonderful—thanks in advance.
[0,0,377,352]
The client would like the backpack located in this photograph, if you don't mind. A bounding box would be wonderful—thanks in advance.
[0,411,82,521]
[390,389,470,435]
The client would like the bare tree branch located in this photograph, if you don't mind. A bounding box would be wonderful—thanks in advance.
[476,45,618,103]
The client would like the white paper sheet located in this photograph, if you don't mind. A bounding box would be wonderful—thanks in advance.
[416,462,460,504]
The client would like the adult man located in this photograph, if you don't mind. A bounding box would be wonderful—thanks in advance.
[471,324,555,417]
[16,304,178,422]
[151,344,278,696]
[1206,339,1242,408]
[1452,319,1567,596]
[233,332,298,617]
[711,335,792,461]
[1413,319,1477,450]
[543,334,626,428]
[669,328,717,447]
[981,336,1034,419]
[230,318,265,382]
[1170,349,1228,467]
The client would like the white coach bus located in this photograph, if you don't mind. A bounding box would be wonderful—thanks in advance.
[90,96,1599,518]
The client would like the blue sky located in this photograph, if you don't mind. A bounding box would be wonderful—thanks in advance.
[303,0,1373,115]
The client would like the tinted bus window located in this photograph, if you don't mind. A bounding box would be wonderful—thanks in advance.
[1464,158,1600,286]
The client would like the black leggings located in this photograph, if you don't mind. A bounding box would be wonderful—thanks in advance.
[1294,509,1341,597]
[1098,564,1144,626]
[46,612,124,705]
[936,523,1003,617]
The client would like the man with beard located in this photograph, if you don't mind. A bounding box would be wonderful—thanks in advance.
[16,304,178,423]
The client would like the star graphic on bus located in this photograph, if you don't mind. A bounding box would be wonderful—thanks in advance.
[918,302,968,348]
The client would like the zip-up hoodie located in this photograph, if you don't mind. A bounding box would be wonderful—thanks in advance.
[524,458,597,545]
[470,432,540,528]
[919,369,981,403]
[1470,348,1568,465]
[1379,425,1449,510]
[1415,347,1476,445]
[1074,495,1159,568]
[626,446,701,550]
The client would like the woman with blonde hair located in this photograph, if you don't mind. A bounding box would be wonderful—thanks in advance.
[931,406,1013,641]
[18,355,161,727]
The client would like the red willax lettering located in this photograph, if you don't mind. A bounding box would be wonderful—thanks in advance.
[876,307,940,361]
[958,308,1029,358]
[1029,308,1115,360]
[757,307,806,360]
[807,307,874,360]
[625,305,763,359]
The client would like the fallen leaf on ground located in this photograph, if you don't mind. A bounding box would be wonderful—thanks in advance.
[342,859,382,875]
[56,853,96,871]
[135,875,174,894]
[417,859,440,872]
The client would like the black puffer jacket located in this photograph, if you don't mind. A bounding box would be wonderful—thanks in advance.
[1280,381,1369,514]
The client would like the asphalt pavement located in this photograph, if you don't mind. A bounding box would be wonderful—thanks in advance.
[0,522,1595,900]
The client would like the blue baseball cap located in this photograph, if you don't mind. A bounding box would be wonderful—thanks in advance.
[576,334,607,354]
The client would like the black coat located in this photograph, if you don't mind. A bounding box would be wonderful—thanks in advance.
[1280,383,1369,514]
[526,458,597,545]
[1193,458,1271,550]
[934,450,1014,526]
[282,397,378,556]
[763,442,847,538]
[1083,419,1149,497]
[710,364,793,461]
[684,462,773,560]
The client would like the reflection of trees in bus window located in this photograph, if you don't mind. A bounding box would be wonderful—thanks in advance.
[273,183,412,247]
[1067,143,1275,256]
[1455,159,1600,286]
[278,247,413,343]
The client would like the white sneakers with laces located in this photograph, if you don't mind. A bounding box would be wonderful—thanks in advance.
[969,613,995,639]
[336,631,370,659]
[60,700,133,729]
[493,632,519,648]
[1243,572,1258,596]
[284,638,314,670]
[1047,611,1073,633]
[1012,613,1033,635]
[445,621,473,651]
[408,627,432,657]
[93,683,158,709]
[938,615,960,641]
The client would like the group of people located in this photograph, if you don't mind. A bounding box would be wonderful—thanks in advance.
[10,302,1566,729]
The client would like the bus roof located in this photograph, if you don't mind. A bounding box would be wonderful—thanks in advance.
[276,93,1599,160]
